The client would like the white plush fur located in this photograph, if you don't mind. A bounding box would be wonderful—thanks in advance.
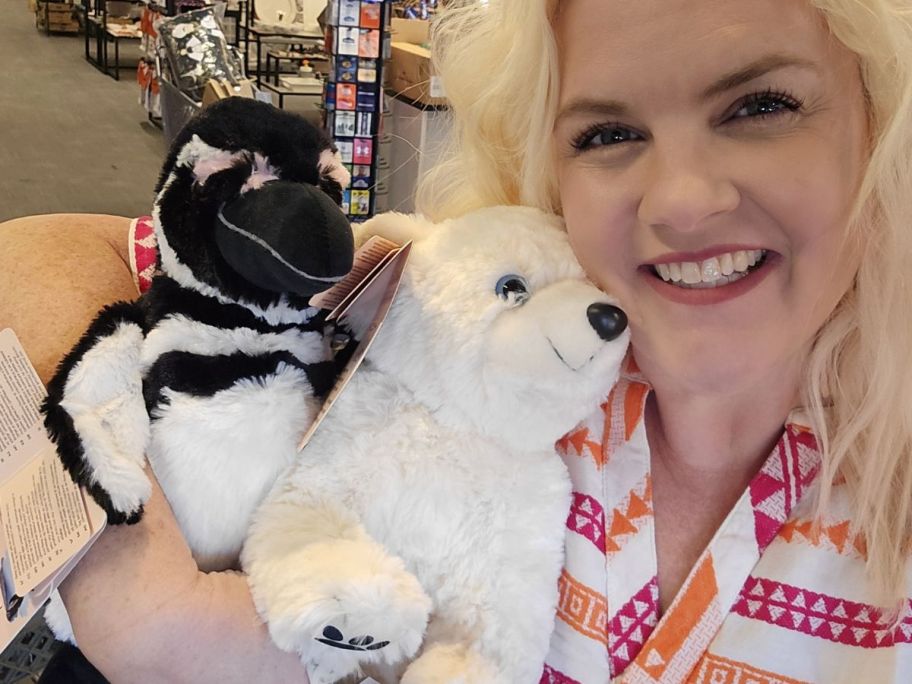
[319,148,352,190]
[242,207,630,683]
[241,153,281,193]
[43,591,74,642]
[141,315,326,367]
[60,322,151,515]
[179,134,244,184]
[144,318,329,570]
[152,366,321,570]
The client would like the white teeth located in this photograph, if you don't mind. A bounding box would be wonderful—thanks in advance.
[701,257,721,282]
[681,262,702,284]
[733,250,749,272]
[652,249,768,289]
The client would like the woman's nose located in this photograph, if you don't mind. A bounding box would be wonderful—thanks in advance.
[636,144,740,233]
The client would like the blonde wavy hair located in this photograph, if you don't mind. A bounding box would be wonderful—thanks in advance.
[418,0,912,603]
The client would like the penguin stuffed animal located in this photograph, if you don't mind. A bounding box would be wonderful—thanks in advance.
[41,98,355,573]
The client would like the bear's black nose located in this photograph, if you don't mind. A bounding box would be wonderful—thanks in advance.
[587,303,628,342]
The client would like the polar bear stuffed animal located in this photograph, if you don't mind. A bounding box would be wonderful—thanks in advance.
[242,206,630,684]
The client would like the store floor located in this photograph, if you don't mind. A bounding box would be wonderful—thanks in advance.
[0,4,165,223]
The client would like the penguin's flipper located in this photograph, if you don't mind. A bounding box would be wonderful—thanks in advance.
[42,301,151,524]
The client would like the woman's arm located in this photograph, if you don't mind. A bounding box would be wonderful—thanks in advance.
[0,215,308,683]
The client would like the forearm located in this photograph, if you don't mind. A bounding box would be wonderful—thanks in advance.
[59,477,310,684]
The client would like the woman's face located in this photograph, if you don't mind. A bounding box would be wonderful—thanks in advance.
[554,0,868,394]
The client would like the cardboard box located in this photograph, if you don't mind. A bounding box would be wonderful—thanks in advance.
[201,78,258,108]
[390,17,429,46]
[387,19,446,108]
[388,43,445,107]
[36,2,80,32]
[37,1,75,16]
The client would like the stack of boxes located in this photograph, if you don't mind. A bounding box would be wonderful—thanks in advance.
[35,0,80,34]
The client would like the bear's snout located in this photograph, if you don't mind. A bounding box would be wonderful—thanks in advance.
[587,303,628,342]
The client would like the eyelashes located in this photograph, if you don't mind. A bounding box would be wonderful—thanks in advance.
[568,87,806,154]
[570,122,641,152]
[730,87,804,119]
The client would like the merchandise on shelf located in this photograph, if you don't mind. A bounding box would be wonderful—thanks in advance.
[323,0,391,220]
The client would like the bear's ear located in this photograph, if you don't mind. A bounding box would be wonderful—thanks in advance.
[354,212,432,248]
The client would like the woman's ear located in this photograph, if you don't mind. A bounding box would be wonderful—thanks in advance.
[354,212,432,248]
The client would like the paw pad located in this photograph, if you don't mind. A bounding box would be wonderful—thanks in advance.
[316,625,390,651]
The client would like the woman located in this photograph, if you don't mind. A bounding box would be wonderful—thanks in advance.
[1,0,910,681]
[419,0,912,680]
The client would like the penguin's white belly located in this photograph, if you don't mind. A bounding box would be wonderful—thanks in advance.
[149,364,319,571]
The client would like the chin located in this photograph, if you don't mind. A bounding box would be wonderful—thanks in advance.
[634,332,781,396]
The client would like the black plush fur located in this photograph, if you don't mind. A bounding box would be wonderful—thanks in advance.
[154,99,347,310]
[141,275,327,334]
[41,99,353,525]
[143,351,337,412]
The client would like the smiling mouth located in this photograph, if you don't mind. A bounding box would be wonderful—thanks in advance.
[649,249,768,290]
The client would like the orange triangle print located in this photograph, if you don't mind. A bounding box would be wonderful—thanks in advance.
[853,532,868,558]
[633,554,719,680]
[779,520,797,542]
[826,521,850,553]
[626,490,651,520]
[568,428,591,455]
[609,509,638,538]
[624,382,649,442]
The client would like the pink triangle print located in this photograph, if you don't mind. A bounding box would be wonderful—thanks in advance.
[608,577,659,676]
[749,424,821,553]
[565,492,607,554]
[733,576,912,648]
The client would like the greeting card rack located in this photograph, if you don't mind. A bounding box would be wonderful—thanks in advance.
[323,0,391,220]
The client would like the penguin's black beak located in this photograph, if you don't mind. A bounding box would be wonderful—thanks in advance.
[214,181,354,297]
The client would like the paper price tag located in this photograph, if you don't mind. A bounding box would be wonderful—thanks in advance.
[298,242,411,450]
[429,75,446,99]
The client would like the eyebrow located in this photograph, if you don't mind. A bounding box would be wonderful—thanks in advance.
[554,98,630,127]
[701,54,819,99]
[555,54,819,125]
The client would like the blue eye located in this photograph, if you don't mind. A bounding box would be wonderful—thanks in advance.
[572,124,642,152]
[731,89,803,120]
[495,275,530,306]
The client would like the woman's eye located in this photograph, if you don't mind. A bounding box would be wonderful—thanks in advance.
[729,90,803,121]
[572,124,642,152]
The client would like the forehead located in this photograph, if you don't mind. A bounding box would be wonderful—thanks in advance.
[555,0,836,96]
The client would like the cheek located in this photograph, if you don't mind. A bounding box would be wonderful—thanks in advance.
[560,166,634,296]
[764,143,862,295]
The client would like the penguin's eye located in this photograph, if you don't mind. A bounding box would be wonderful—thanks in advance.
[495,275,530,306]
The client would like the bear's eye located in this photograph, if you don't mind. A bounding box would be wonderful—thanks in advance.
[495,275,530,306]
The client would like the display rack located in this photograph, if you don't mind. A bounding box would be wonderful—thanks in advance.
[79,0,144,80]
[323,0,390,220]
